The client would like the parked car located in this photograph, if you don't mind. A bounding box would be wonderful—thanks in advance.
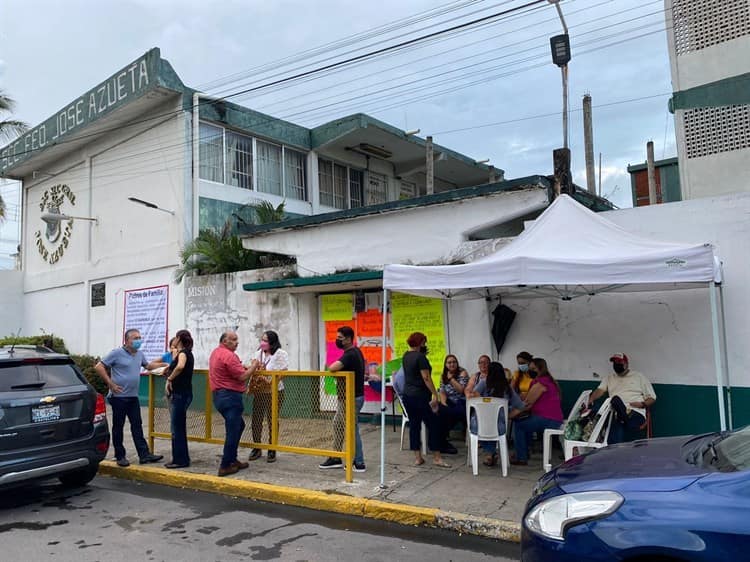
[522,427,750,561]
[0,345,109,488]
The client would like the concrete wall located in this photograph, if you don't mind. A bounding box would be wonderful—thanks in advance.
[244,187,549,276]
[664,1,750,201]
[0,270,24,336]
[184,267,304,369]
[20,97,188,355]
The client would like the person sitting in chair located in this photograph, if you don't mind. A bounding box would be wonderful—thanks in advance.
[587,353,656,444]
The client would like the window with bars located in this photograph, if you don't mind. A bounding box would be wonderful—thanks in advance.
[366,172,388,205]
[683,104,750,158]
[318,158,366,209]
[198,121,308,200]
[284,148,307,201]
[672,0,750,56]
[225,131,253,189]
[349,169,364,208]
[257,140,283,196]
[199,123,224,183]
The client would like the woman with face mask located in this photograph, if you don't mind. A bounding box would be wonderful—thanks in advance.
[511,351,534,401]
[510,357,564,466]
[400,332,450,468]
[246,330,288,463]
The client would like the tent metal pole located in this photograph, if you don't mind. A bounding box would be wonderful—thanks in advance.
[719,283,733,430]
[379,288,388,488]
[709,281,727,431]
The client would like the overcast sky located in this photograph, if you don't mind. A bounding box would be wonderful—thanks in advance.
[0,0,676,266]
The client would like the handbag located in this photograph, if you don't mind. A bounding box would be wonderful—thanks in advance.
[247,375,272,394]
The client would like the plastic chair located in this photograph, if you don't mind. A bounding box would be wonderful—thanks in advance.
[394,390,427,456]
[562,397,614,461]
[639,406,653,438]
[542,389,591,472]
[466,397,509,477]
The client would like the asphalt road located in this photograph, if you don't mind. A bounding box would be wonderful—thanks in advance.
[0,475,521,562]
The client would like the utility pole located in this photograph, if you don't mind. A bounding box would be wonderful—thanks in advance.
[549,1,572,195]
[647,140,658,205]
[426,135,434,194]
[583,94,596,195]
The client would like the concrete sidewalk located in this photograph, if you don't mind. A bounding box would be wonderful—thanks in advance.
[101,415,550,542]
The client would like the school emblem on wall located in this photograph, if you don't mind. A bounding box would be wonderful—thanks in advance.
[35,184,75,264]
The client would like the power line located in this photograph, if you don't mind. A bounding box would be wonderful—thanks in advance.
[1,0,548,164]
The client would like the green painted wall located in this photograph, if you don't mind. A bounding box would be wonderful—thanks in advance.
[139,377,747,437]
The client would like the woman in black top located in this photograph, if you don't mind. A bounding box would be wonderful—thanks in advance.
[401,332,450,468]
[164,329,194,468]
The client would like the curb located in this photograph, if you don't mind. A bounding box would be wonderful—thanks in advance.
[99,461,521,542]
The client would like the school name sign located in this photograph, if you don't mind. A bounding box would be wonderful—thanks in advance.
[0,48,161,174]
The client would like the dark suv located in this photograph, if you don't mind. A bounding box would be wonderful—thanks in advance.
[0,345,110,488]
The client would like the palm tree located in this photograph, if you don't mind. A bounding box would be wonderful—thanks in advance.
[232,199,286,228]
[0,91,29,223]
[175,221,294,283]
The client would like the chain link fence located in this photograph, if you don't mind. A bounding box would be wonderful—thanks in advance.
[147,369,356,481]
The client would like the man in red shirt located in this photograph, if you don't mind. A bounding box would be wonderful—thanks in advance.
[209,331,258,476]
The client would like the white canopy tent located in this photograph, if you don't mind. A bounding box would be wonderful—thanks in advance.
[377,195,727,486]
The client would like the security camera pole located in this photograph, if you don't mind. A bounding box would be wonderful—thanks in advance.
[549,0,572,195]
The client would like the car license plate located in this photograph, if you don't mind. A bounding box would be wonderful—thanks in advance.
[31,404,61,423]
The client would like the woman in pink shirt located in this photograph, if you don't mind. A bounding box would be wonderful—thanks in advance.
[510,357,563,466]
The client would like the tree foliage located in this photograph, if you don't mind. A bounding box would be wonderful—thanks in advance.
[0,91,29,223]
[175,221,294,283]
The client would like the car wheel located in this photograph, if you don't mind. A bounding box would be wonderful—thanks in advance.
[59,465,99,487]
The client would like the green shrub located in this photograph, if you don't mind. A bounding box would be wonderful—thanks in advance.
[0,335,68,354]
[70,354,107,395]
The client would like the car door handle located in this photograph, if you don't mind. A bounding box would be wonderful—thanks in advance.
[39,428,56,437]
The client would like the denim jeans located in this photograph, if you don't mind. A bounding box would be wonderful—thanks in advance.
[512,415,562,462]
[109,396,150,461]
[607,395,645,444]
[333,395,365,464]
[170,390,193,466]
[212,389,246,469]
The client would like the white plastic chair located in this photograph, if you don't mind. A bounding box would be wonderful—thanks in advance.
[394,390,427,456]
[562,397,614,461]
[466,397,509,477]
[542,389,591,472]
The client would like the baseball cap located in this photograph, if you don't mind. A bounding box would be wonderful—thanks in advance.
[609,353,629,364]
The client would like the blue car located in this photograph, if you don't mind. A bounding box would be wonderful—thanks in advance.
[522,427,750,561]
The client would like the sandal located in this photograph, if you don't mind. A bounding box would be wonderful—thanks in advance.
[483,453,498,467]
[433,460,452,469]
[414,458,426,466]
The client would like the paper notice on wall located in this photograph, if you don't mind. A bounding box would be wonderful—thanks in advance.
[356,309,384,337]
[123,285,169,361]
[321,294,353,321]
[391,293,446,388]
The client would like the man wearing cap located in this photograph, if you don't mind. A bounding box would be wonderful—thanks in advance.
[587,353,656,444]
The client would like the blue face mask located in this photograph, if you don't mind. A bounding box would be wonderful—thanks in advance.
[131,339,143,350]
[518,364,529,372]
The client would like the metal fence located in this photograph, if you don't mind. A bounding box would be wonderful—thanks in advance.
[147,369,356,482]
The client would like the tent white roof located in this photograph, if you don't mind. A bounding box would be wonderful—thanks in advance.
[383,195,722,300]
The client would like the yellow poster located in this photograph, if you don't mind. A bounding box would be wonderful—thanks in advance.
[320,294,353,322]
[391,293,446,388]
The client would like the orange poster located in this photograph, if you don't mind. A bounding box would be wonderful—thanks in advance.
[361,346,391,365]
[325,320,352,342]
[356,309,385,337]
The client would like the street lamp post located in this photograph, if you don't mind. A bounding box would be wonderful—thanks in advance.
[548,0,572,195]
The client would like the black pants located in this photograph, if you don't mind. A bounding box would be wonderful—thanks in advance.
[402,394,442,452]
[608,395,645,444]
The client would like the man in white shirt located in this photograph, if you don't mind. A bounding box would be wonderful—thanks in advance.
[588,353,656,444]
